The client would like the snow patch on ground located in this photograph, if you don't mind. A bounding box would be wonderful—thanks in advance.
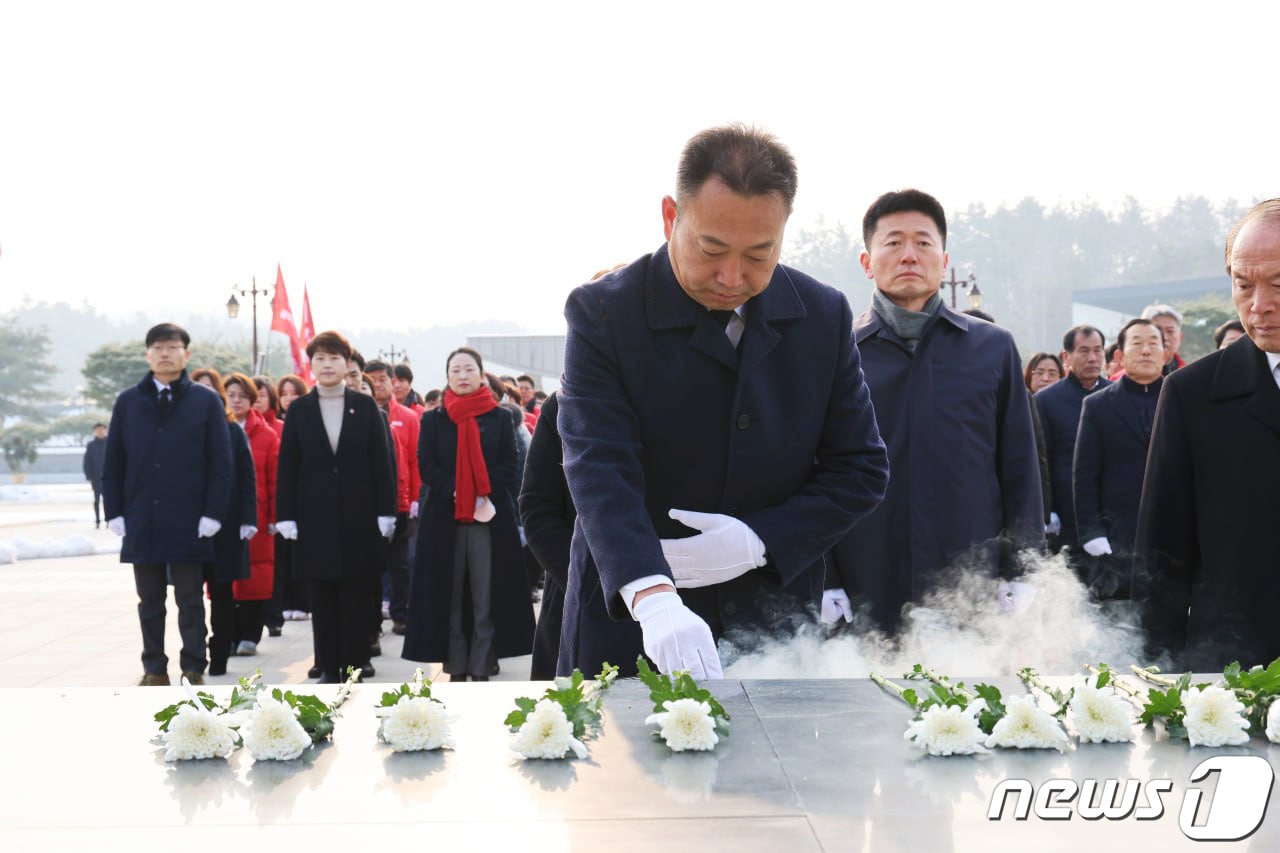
[0,485,59,503]
[0,536,120,562]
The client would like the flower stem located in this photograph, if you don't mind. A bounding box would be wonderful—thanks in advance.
[1130,665,1177,688]
[869,672,911,706]
[918,667,975,702]
[1085,664,1145,707]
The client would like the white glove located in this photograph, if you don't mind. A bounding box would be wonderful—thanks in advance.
[1082,537,1113,557]
[820,588,853,624]
[197,516,222,538]
[378,515,396,540]
[659,509,767,589]
[633,591,723,680]
[276,520,298,540]
[268,523,277,536]
[997,580,1038,613]
[1046,512,1062,535]
[409,501,419,520]
[106,517,126,537]
[239,525,258,541]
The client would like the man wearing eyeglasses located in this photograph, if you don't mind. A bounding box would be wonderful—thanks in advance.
[101,323,233,687]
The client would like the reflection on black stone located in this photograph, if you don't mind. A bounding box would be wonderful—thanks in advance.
[161,751,247,823]
[655,750,723,804]
[246,742,335,821]
[516,756,581,791]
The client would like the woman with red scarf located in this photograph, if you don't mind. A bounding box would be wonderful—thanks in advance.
[402,347,534,680]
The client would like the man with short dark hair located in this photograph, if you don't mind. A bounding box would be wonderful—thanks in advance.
[345,349,366,392]
[559,124,889,679]
[422,389,442,411]
[1035,324,1110,552]
[102,323,233,686]
[391,363,424,413]
[1136,199,1280,670]
[829,189,1043,633]
[366,359,419,636]
[516,375,538,414]
[83,423,107,527]
[1072,318,1165,601]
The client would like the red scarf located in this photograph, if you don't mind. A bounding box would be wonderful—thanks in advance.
[444,387,498,522]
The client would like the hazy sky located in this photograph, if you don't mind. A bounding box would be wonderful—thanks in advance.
[2,1,1277,336]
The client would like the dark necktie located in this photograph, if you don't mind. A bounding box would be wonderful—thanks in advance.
[158,388,172,416]
[708,309,735,329]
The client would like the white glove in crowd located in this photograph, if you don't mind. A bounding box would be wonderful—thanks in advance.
[378,516,397,540]
[633,591,723,680]
[106,517,126,537]
[197,516,222,538]
[1082,537,1113,557]
[997,580,1038,613]
[275,520,298,540]
[239,525,258,541]
[820,588,853,624]
[409,501,419,520]
[659,509,767,589]
[1046,512,1062,535]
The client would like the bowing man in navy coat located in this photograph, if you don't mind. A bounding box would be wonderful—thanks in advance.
[102,323,233,685]
[1135,200,1280,672]
[558,125,889,680]
[830,190,1044,634]
[1071,318,1165,600]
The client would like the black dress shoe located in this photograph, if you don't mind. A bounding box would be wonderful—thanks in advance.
[470,675,490,682]
[267,626,282,637]
[360,662,376,678]
[208,660,227,677]
[490,661,500,676]
[369,642,382,658]
[391,621,406,636]
[308,665,323,679]
[450,673,468,682]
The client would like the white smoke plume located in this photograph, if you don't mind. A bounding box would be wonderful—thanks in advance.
[721,552,1151,679]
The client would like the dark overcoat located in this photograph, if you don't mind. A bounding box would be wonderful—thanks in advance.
[1035,373,1110,548]
[102,371,233,565]
[557,246,890,676]
[209,420,256,584]
[1073,377,1161,557]
[275,387,396,581]
[82,436,106,487]
[1134,337,1280,671]
[830,306,1044,632]
[402,405,536,663]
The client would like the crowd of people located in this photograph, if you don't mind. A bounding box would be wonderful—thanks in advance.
[95,125,1280,686]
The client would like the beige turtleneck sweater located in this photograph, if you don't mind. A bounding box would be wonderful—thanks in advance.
[316,382,345,453]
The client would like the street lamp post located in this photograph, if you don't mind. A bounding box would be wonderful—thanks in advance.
[941,268,980,309]
[226,277,270,371]
[379,345,409,364]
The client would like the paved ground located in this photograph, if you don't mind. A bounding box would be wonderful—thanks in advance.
[0,483,534,687]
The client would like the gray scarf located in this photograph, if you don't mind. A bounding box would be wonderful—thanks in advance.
[872,289,942,353]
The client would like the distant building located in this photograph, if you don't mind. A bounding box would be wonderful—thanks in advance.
[466,334,565,388]
[1071,275,1228,337]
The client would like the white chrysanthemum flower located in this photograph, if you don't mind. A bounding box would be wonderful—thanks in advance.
[904,699,989,756]
[163,702,237,761]
[645,698,719,752]
[986,694,1069,750]
[1067,683,1137,744]
[511,699,587,760]
[243,696,312,761]
[380,696,453,752]
[1182,686,1250,748]
[1266,700,1280,744]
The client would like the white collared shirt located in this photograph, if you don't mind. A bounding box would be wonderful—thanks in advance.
[1267,351,1280,391]
[152,377,171,394]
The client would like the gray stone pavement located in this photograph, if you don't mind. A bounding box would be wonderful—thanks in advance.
[0,483,534,687]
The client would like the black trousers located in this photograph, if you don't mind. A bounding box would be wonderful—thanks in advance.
[311,577,370,683]
[387,513,411,623]
[208,581,235,672]
[91,483,103,524]
[235,600,265,646]
[133,562,206,675]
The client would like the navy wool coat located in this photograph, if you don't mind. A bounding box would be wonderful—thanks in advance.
[1135,337,1280,671]
[557,245,890,676]
[831,306,1044,632]
[1035,373,1110,548]
[102,371,233,565]
[275,388,396,581]
[209,421,257,583]
[402,406,536,663]
[1072,377,1161,558]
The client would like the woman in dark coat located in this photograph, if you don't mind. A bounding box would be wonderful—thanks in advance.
[191,369,257,678]
[403,347,534,681]
[276,331,397,683]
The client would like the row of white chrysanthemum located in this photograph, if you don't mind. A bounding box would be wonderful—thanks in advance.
[157,660,730,763]
[871,660,1280,757]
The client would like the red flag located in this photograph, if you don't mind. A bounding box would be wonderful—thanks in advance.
[300,285,316,383]
[269,264,307,377]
